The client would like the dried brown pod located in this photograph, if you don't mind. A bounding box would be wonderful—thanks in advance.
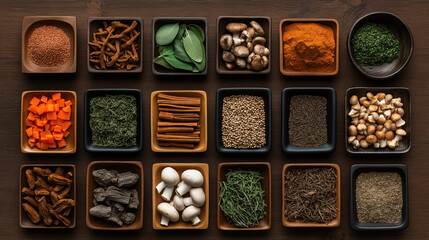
[37,197,53,226]
[48,173,72,185]
[33,167,51,177]
[21,187,34,196]
[22,203,41,224]
[25,169,36,190]
[54,199,75,213]
[49,207,71,227]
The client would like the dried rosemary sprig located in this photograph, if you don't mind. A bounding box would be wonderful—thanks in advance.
[219,169,266,228]
[89,95,137,147]
[284,167,337,224]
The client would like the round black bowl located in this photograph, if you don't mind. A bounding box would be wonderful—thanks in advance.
[347,12,413,80]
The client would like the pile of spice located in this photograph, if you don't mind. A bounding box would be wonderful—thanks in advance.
[356,171,403,223]
[289,95,327,147]
[156,93,201,149]
[21,166,75,227]
[89,20,140,70]
[352,23,400,67]
[282,23,335,72]
[222,95,266,149]
[89,169,140,226]
[284,167,337,224]
[27,25,71,67]
[89,95,137,147]
[219,169,266,228]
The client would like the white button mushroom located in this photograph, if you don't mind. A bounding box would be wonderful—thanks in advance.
[157,202,179,227]
[182,205,201,225]
[175,169,204,196]
[183,187,206,207]
[172,195,185,211]
[156,167,180,201]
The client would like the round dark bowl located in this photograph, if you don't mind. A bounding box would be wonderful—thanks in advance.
[347,12,413,80]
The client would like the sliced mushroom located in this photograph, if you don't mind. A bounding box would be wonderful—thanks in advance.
[250,21,264,36]
[252,36,266,46]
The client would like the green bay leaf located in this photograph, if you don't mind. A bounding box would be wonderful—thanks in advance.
[158,43,175,56]
[192,40,206,72]
[183,29,203,63]
[164,55,194,71]
[175,24,186,40]
[153,56,174,69]
[188,24,205,42]
[174,39,193,63]
[155,23,180,46]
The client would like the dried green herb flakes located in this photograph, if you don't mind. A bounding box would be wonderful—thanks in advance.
[89,95,137,147]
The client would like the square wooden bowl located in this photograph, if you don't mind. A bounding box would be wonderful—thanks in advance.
[87,17,143,73]
[345,87,411,154]
[19,164,76,229]
[22,16,77,73]
[281,87,336,154]
[21,91,77,154]
[279,18,339,76]
[350,164,409,230]
[152,163,209,230]
[86,161,144,230]
[216,16,271,74]
[282,163,341,227]
[152,17,208,75]
[151,90,207,152]
[217,162,271,230]
[215,88,272,154]
[84,89,143,153]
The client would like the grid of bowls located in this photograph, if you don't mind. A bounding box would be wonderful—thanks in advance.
[19,12,413,232]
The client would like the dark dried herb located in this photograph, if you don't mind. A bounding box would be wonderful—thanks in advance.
[219,169,266,228]
[89,95,137,147]
[356,171,402,223]
[284,167,337,224]
[352,22,400,67]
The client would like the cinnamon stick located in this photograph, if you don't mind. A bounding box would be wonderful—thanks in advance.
[157,127,195,133]
[159,107,200,113]
[157,134,200,139]
[158,93,200,102]
[165,132,200,137]
[158,142,195,149]
[157,138,200,143]
[157,99,200,107]
[158,122,198,127]
[159,111,199,122]
[158,104,201,110]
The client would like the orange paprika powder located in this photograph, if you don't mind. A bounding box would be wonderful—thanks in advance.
[283,23,335,73]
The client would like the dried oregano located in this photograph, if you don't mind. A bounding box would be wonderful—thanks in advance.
[89,95,137,147]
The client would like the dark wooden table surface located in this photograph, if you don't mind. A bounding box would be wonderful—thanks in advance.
[1,0,428,239]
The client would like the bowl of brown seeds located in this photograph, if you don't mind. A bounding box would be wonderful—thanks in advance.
[350,164,409,230]
[215,88,271,154]
[282,87,336,153]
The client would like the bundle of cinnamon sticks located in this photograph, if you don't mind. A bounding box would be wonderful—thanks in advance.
[156,93,201,149]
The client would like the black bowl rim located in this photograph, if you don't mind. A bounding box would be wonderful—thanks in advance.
[344,87,412,154]
[87,17,144,73]
[350,164,409,230]
[215,87,272,154]
[151,17,208,76]
[347,11,414,80]
[281,87,336,154]
[84,88,143,153]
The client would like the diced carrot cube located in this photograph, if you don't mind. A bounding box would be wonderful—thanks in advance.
[62,106,71,113]
[36,142,41,149]
[40,142,49,150]
[49,120,57,125]
[47,104,54,112]
[28,141,36,148]
[52,93,61,101]
[65,100,72,106]
[29,97,40,106]
[54,104,60,112]
[33,130,40,139]
[50,125,55,131]
[25,119,34,127]
[57,139,67,148]
[54,125,62,132]
[36,104,47,115]
[56,119,64,125]
[27,112,36,121]
[57,99,65,108]
[28,137,37,143]
[48,142,57,148]
[53,132,63,141]
[47,99,54,104]
[28,105,38,114]
[26,127,33,137]
[61,121,71,131]
[37,127,44,132]
[46,111,57,120]
[63,131,70,137]
[44,123,50,131]
[35,119,44,127]
[58,110,71,120]
[40,96,48,103]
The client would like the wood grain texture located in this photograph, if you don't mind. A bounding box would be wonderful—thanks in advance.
[0,0,428,239]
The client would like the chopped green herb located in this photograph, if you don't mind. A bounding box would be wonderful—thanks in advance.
[89,95,137,147]
[352,22,400,67]
[219,169,266,228]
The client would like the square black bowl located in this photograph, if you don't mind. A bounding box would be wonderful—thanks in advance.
[215,88,272,154]
[282,87,336,154]
[84,89,143,153]
[350,164,409,230]
[152,17,208,76]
